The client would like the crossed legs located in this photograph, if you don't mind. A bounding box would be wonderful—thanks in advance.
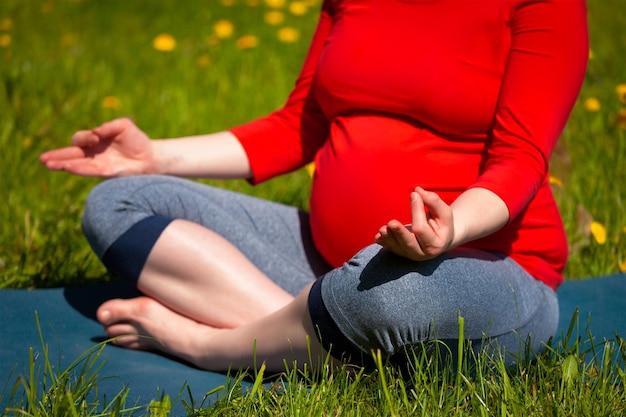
[83,176,333,372]
[83,176,560,374]
[96,219,321,372]
[110,219,295,329]
[97,280,322,373]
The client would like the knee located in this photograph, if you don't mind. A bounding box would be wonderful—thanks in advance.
[82,177,147,258]
[82,179,124,236]
[320,248,436,356]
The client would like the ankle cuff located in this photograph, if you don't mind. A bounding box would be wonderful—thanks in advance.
[102,215,174,282]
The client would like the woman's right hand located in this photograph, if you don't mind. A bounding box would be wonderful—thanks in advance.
[40,118,157,178]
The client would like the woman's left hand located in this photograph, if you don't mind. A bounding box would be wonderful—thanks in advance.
[375,187,454,261]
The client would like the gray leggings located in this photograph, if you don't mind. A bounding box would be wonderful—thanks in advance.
[83,175,559,366]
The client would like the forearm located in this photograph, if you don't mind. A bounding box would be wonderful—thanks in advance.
[152,131,253,179]
[450,187,509,247]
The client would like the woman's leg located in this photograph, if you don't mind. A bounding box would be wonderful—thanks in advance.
[97,282,328,372]
[95,243,556,372]
[308,245,559,366]
[82,175,331,328]
[122,219,295,327]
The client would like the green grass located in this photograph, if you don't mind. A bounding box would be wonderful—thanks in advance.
[4,313,626,416]
[1,0,626,415]
[0,0,317,288]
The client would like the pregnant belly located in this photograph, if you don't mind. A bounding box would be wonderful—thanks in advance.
[308,114,483,266]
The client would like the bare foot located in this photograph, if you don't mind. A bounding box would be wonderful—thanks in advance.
[97,296,221,368]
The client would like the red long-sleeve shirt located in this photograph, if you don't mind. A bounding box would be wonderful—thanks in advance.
[231,0,588,290]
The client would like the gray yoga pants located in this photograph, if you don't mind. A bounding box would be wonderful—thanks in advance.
[82,175,559,366]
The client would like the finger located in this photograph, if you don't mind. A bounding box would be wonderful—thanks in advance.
[416,186,451,223]
[380,220,425,260]
[375,222,402,250]
[41,151,111,177]
[92,117,133,139]
[40,146,87,164]
[55,159,112,177]
[375,224,395,247]
[71,130,100,147]
[388,220,424,255]
[374,225,387,243]
[408,188,449,259]
[409,189,430,236]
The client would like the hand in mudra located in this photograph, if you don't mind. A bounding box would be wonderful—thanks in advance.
[375,187,455,261]
[40,118,155,178]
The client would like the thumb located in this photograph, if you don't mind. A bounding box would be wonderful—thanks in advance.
[410,188,427,232]
[415,187,449,220]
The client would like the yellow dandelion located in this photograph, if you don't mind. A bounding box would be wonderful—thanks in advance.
[152,33,176,51]
[0,18,13,31]
[277,27,300,43]
[583,97,600,112]
[264,10,285,25]
[589,221,606,245]
[548,175,563,188]
[101,96,122,110]
[289,1,308,15]
[22,136,33,149]
[305,162,315,177]
[616,109,626,130]
[623,226,626,234]
[0,34,10,47]
[588,49,594,60]
[214,19,235,39]
[196,54,211,67]
[620,260,626,273]
[236,35,259,49]
[616,84,626,105]
[265,0,286,8]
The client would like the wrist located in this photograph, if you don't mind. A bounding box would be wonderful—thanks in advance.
[449,188,509,246]
[147,140,166,175]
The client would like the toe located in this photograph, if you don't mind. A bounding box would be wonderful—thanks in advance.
[97,297,154,326]
[105,324,142,348]
[97,298,123,326]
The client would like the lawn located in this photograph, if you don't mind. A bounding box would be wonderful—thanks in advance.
[1,0,625,415]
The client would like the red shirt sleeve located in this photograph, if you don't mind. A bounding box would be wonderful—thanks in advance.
[469,0,588,221]
[229,1,334,184]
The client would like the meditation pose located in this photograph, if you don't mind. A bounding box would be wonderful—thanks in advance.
[40,0,588,372]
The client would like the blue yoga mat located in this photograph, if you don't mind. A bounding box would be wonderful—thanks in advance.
[1,273,625,414]
[0,281,236,415]
[555,273,626,343]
